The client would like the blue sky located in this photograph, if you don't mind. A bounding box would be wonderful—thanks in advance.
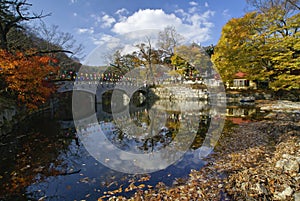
[28,0,248,61]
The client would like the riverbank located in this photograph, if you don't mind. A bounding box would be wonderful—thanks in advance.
[0,96,58,138]
[105,100,300,201]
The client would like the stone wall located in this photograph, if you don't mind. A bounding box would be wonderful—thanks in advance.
[0,105,17,137]
[0,106,16,125]
[151,85,208,101]
[226,91,273,102]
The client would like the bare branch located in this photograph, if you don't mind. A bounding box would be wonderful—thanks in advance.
[31,21,84,58]
[0,0,51,50]
[33,49,73,55]
[286,0,300,9]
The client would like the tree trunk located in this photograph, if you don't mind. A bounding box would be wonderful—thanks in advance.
[0,32,8,50]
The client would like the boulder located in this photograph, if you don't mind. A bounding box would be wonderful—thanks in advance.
[294,192,300,201]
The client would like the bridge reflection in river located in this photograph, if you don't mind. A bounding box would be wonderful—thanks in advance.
[65,91,212,154]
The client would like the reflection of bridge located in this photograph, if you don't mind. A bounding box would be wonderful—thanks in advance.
[60,100,211,149]
[57,81,148,103]
[59,99,211,131]
[59,96,153,129]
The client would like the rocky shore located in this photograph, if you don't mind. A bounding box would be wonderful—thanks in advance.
[102,101,300,201]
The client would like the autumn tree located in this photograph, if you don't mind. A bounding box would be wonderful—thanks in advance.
[212,4,300,90]
[172,43,211,78]
[111,27,183,70]
[157,26,184,56]
[204,45,214,58]
[212,12,259,82]
[135,37,158,84]
[0,1,79,109]
[0,49,58,109]
[246,0,300,13]
[0,0,80,72]
[8,23,83,77]
[112,50,146,72]
[109,32,207,85]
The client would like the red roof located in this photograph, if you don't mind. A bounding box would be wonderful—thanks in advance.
[235,72,247,78]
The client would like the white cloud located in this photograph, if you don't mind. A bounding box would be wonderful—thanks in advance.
[101,14,116,28]
[205,2,209,7]
[77,27,94,34]
[90,13,116,28]
[115,8,129,16]
[222,9,231,18]
[86,7,215,62]
[115,8,129,22]
[82,4,217,65]
[112,9,214,42]
[91,34,119,46]
[70,0,77,3]
[73,12,78,17]
[188,6,198,14]
[189,1,198,6]
[112,9,182,34]
[111,8,214,44]
[90,14,102,24]
[175,9,189,21]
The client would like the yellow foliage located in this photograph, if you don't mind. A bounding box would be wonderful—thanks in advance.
[212,10,300,90]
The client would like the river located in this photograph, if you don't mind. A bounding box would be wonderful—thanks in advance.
[0,92,257,200]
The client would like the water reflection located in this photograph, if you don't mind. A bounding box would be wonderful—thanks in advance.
[0,93,225,200]
[0,114,74,200]
[227,105,256,117]
[226,102,258,124]
[39,97,210,199]
[73,97,212,173]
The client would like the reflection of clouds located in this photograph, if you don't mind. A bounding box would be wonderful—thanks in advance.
[73,94,225,173]
[78,123,174,172]
[170,147,209,170]
[198,146,213,159]
[119,151,170,171]
[75,108,199,173]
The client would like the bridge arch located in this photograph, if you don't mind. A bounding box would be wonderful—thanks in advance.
[57,81,148,105]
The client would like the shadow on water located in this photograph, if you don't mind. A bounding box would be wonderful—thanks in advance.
[0,93,259,200]
[0,110,75,200]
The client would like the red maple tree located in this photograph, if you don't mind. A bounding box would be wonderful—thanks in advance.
[0,49,59,109]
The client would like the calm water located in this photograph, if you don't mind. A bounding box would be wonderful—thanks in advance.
[0,93,257,200]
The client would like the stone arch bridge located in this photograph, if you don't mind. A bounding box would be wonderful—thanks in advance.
[57,81,148,103]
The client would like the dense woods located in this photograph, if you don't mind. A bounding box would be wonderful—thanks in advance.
[212,0,300,91]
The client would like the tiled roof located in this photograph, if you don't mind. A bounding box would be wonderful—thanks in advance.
[235,72,247,78]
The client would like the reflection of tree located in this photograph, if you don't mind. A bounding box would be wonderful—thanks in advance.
[55,92,73,120]
[0,115,75,199]
[107,108,211,154]
[191,115,211,149]
[131,109,151,127]
[166,111,181,134]
[138,126,172,152]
